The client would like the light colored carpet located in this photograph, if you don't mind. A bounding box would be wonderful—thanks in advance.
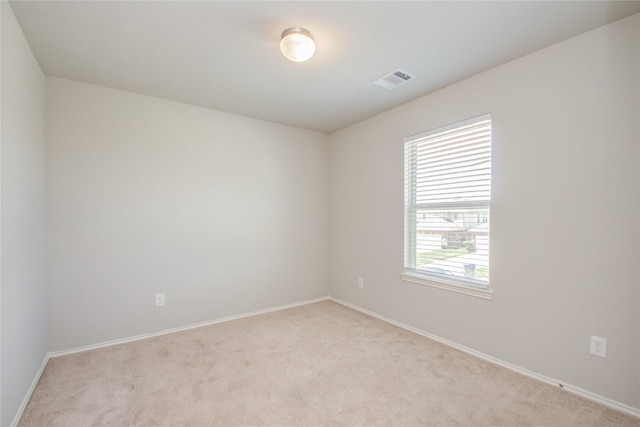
[19,301,640,426]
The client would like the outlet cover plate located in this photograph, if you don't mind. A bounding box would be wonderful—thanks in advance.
[155,293,165,307]
[590,335,607,358]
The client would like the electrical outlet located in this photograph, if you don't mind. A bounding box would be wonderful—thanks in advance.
[358,278,364,289]
[155,293,165,307]
[590,335,607,358]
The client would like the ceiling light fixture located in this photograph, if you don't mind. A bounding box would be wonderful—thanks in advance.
[280,26,316,63]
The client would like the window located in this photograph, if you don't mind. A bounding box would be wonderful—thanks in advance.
[401,114,493,299]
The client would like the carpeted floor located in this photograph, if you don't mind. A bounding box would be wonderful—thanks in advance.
[19,301,640,426]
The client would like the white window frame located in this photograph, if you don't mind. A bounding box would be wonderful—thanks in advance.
[400,114,494,300]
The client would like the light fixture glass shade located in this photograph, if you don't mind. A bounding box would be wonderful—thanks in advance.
[280,27,316,62]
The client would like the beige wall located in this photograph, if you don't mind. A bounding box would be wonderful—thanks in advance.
[1,1,48,425]
[329,14,640,408]
[45,78,329,351]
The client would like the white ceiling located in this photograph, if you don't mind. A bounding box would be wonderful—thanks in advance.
[9,1,640,133]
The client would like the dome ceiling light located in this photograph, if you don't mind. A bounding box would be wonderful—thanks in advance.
[280,26,316,63]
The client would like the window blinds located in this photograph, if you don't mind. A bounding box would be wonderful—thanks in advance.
[406,114,491,207]
[404,114,491,287]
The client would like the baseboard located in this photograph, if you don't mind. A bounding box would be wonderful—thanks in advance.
[329,297,640,419]
[48,296,331,358]
[10,354,50,427]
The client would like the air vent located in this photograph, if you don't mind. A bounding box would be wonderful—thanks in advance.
[373,69,416,90]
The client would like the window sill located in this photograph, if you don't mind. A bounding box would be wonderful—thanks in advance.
[399,271,494,300]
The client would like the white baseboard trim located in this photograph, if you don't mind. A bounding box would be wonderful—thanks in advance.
[329,297,640,419]
[10,354,50,427]
[48,296,331,358]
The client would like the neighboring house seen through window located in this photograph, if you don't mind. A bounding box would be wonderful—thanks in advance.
[402,114,492,298]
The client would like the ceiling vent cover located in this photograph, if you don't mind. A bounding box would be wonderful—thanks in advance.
[373,69,416,90]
